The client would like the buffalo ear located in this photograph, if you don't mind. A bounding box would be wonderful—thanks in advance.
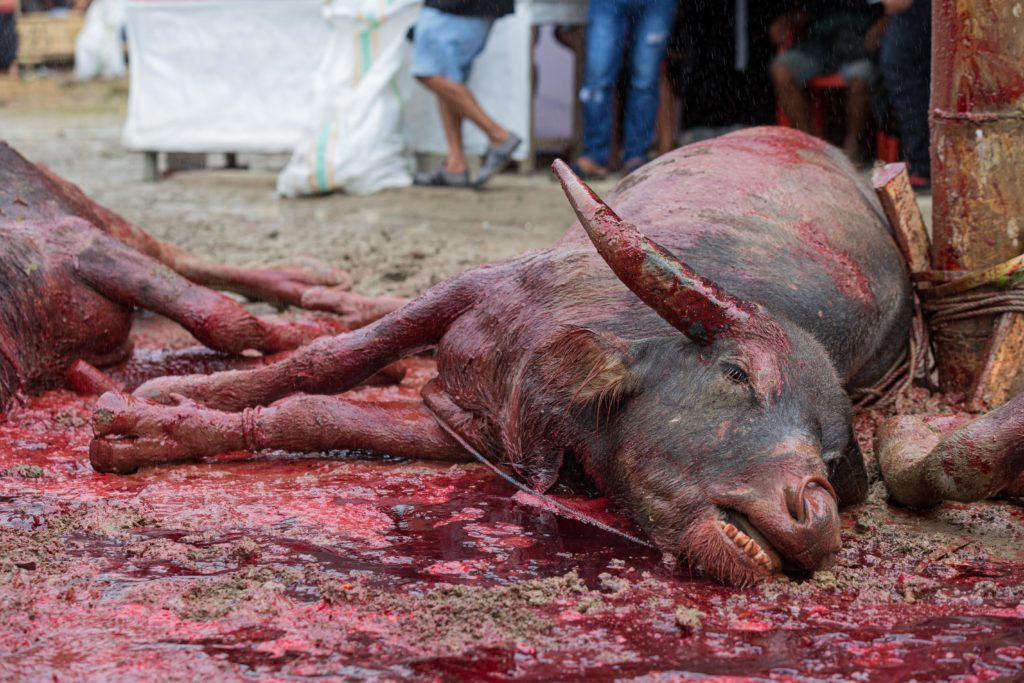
[827,439,869,506]
[545,328,641,415]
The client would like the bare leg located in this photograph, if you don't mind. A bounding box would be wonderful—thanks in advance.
[843,76,870,163]
[877,391,1024,509]
[131,268,491,411]
[438,98,467,173]
[90,392,467,474]
[771,62,811,132]
[75,225,335,355]
[417,75,509,146]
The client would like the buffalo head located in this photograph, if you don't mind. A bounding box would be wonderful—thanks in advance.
[552,161,867,585]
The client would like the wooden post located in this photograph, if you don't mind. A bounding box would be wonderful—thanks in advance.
[872,163,931,274]
[930,0,1024,395]
[969,315,1024,409]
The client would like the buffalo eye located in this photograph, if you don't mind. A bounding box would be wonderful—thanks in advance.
[721,362,750,386]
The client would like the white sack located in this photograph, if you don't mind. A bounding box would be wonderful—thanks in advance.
[74,0,126,80]
[277,0,420,197]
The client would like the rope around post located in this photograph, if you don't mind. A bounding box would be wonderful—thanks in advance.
[851,251,1023,411]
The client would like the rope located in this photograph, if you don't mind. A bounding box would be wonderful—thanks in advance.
[242,406,264,452]
[923,290,1024,327]
[852,249,1023,410]
[423,403,656,550]
[850,295,930,410]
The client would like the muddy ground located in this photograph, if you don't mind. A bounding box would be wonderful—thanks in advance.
[0,78,1021,682]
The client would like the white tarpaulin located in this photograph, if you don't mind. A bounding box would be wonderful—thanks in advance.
[122,0,559,181]
[277,0,420,197]
[122,0,330,152]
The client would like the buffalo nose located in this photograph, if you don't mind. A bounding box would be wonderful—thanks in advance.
[784,475,837,524]
[780,475,841,570]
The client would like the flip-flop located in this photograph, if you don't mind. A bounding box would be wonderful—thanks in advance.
[473,134,522,189]
[413,166,471,188]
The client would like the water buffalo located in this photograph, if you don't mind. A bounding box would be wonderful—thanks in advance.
[88,127,919,585]
[0,142,399,414]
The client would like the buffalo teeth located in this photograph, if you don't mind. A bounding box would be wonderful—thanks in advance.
[717,519,773,570]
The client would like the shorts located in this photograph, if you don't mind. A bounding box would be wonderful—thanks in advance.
[0,14,17,71]
[773,47,874,88]
[411,6,495,83]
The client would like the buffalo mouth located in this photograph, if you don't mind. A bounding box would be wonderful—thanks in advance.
[714,507,783,575]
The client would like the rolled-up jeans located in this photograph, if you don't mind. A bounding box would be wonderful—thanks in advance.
[579,0,678,167]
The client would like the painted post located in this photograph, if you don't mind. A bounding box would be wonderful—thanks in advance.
[930,0,1024,396]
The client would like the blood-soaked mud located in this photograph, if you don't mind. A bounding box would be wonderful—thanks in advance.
[1,316,1023,681]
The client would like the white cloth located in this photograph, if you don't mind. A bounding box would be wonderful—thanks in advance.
[122,0,330,152]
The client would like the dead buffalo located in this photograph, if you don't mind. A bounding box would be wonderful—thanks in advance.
[90,127,916,586]
[0,142,403,414]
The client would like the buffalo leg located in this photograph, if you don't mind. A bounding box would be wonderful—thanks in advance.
[877,391,1024,508]
[300,288,411,328]
[33,163,354,308]
[66,360,123,395]
[170,255,354,311]
[129,269,489,411]
[74,228,334,355]
[90,392,466,474]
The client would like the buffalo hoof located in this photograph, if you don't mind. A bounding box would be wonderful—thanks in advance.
[90,392,227,474]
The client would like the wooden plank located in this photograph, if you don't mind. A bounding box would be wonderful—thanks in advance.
[969,313,1024,408]
[872,162,932,274]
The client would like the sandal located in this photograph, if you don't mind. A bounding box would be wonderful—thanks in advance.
[413,166,470,188]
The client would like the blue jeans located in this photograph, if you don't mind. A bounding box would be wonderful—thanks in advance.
[579,0,677,167]
[880,0,931,179]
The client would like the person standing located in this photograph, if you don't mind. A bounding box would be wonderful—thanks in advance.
[411,0,522,189]
[879,0,930,190]
[0,0,17,79]
[572,0,680,179]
